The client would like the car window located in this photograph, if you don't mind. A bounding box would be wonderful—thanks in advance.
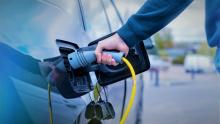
[0,0,87,59]
[80,0,110,40]
[113,0,145,22]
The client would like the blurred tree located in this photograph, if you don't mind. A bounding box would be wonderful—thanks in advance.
[158,49,169,58]
[154,29,174,59]
[172,55,185,65]
[154,29,174,50]
[197,42,216,57]
[154,33,164,49]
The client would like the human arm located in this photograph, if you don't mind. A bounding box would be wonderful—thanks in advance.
[95,0,193,65]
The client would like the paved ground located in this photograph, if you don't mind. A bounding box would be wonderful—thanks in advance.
[141,65,220,124]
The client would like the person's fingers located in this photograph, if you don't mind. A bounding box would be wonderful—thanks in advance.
[111,58,117,66]
[95,44,103,63]
[106,54,113,65]
[101,53,108,64]
[95,33,129,65]
[101,54,114,65]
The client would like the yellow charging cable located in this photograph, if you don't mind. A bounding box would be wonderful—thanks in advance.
[120,57,137,124]
[48,83,54,124]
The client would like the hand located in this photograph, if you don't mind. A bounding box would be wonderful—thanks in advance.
[95,33,129,66]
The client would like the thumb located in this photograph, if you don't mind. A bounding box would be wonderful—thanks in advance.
[117,44,129,56]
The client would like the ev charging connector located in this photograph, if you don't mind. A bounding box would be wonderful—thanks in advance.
[68,51,124,69]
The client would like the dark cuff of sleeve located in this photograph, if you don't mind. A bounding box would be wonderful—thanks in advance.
[117,23,140,48]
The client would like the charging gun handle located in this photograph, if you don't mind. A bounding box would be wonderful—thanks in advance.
[68,51,124,69]
[103,51,124,63]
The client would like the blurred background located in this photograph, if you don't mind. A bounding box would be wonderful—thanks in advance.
[0,0,219,124]
[141,1,220,124]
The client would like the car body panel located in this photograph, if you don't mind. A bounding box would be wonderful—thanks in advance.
[0,0,146,124]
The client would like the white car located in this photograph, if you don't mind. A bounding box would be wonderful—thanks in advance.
[148,55,170,71]
[184,54,214,73]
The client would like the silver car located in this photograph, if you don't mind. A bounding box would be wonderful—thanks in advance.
[0,0,146,124]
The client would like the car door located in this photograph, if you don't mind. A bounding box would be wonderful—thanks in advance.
[100,1,145,124]
[75,0,145,124]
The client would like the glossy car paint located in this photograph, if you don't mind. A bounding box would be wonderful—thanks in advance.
[0,0,146,124]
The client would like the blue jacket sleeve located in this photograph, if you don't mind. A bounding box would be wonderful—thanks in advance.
[205,0,220,48]
[117,0,193,47]
[205,0,220,72]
